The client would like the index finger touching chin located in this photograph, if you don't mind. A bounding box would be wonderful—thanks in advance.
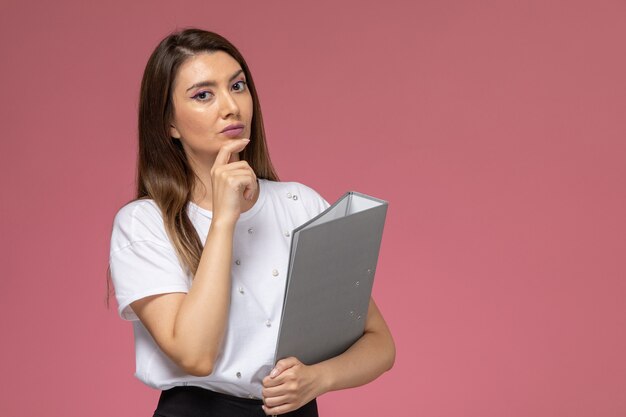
[214,138,250,167]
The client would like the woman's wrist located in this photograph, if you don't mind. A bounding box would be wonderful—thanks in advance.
[207,216,237,233]
[311,361,335,396]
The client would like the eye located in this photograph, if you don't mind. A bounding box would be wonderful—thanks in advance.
[232,80,247,91]
[192,91,213,101]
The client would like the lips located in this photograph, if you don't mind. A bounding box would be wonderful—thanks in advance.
[221,126,245,138]
[221,123,245,133]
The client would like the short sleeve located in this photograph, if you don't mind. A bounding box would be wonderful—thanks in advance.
[293,183,331,218]
[109,200,190,321]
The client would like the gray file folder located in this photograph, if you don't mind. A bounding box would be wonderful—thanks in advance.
[273,191,388,365]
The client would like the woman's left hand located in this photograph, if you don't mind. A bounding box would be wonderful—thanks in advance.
[261,357,326,415]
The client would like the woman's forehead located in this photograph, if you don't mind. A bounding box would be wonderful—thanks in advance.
[174,51,242,89]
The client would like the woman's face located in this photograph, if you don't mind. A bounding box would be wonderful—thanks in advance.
[169,51,253,163]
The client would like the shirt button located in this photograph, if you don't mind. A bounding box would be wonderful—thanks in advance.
[248,227,254,234]
[238,287,244,294]
[284,230,290,237]
[248,394,255,399]
[265,320,272,327]
[286,192,292,199]
[236,372,242,378]
[292,194,298,200]
[272,269,279,277]
[235,259,241,265]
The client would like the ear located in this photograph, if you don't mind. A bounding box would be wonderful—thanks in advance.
[170,124,181,139]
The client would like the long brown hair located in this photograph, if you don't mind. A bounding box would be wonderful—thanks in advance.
[107,28,278,307]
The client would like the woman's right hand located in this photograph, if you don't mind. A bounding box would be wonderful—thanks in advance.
[210,138,258,225]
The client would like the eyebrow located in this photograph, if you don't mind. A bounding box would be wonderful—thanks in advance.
[185,69,245,92]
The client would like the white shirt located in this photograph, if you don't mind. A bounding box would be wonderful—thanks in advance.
[109,179,329,399]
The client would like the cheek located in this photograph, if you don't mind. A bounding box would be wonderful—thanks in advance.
[242,95,254,119]
[178,108,218,136]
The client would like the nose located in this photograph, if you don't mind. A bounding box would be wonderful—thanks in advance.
[218,90,240,119]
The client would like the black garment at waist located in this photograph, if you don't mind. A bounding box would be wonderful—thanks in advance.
[153,386,319,417]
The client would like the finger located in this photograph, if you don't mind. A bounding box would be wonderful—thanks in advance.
[213,138,250,167]
[262,374,284,388]
[239,176,257,201]
[262,403,296,416]
[221,173,257,198]
[214,168,256,181]
[216,160,253,171]
[226,171,257,200]
[262,383,289,398]
[212,167,255,186]
[263,393,291,409]
[214,163,257,200]
[211,160,255,183]
[269,357,300,379]
[244,175,258,200]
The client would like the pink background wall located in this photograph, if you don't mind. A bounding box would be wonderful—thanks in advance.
[1,1,625,416]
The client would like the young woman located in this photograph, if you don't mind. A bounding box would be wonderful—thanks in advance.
[108,28,395,417]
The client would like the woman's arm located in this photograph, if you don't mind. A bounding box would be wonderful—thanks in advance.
[129,139,256,376]
[261,297,395,415]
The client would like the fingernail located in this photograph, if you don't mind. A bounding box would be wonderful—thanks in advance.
[270,368,278,378]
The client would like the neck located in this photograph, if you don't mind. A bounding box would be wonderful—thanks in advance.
[186,153,216,209]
